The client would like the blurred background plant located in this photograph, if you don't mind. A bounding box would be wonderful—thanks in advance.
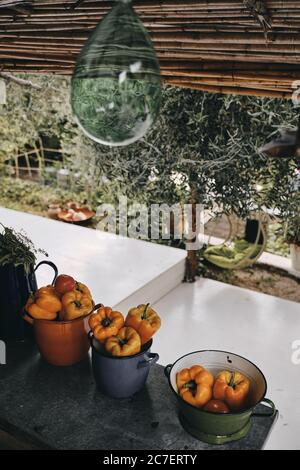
[0,75,298,256]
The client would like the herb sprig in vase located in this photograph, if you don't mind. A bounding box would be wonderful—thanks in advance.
[0,223,47,273]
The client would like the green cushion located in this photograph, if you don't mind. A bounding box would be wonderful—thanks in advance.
[203,239,263,269]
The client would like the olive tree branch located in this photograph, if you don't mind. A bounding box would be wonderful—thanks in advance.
[0,71,42,90]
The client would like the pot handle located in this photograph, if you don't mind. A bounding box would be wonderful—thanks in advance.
[34,260,59,286]
[252,398,276,418]
[138,352,159,368]
[89,303,104,314]
[164,364,173,378]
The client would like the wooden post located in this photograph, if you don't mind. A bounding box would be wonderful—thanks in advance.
[184,182,199,283]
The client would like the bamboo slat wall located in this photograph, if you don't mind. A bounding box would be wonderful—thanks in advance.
[0,0,300,98]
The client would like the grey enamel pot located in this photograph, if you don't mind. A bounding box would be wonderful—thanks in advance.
[90,333,159,399]
[165,350,276,445]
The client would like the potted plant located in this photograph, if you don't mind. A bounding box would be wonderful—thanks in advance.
[0,224,56,340]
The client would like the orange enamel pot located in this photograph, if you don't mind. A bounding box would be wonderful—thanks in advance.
[23,312,91,366]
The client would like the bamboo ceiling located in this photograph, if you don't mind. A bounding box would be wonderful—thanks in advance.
[0,0,300,98]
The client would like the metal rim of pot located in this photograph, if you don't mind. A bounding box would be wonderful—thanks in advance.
[23,310,93,325]
[165,349,275,417]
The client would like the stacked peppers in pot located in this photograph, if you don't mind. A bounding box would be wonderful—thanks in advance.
[25,274,93,322]
[89,303,161,357]
[177,365,251,414]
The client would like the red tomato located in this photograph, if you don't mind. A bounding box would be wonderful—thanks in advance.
[54,274,76,295]
[203,399,230,414]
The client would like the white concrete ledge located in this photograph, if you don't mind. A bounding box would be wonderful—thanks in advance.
[0,207,186,310]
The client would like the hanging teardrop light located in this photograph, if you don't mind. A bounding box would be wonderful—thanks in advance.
[71,0,162,147]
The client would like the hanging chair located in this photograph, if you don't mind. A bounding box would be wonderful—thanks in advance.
[203,213,268,270]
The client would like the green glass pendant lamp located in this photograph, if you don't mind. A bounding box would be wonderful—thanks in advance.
[71,0,162,147]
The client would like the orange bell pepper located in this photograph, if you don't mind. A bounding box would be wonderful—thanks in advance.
[105,327,141,357]
[25,289,61,321]
[176,365,214,408]
[74,281,92,299]
[125,303,161,345]
[35,293,62,313]
[36,285,58,298]
[61,290,93,321]
[213,371,250,412]
[89,306,124,342]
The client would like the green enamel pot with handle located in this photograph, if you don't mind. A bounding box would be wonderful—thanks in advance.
[164,350,276,445]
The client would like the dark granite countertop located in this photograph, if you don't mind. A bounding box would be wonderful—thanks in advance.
[0,341,277,450]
